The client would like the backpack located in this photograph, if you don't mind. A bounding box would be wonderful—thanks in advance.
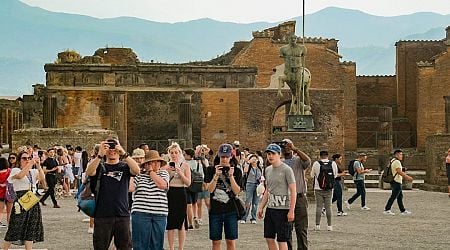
[381,158,398,183]
[188,162,204,193]
[317,161,335,190]
[347,159,357,177]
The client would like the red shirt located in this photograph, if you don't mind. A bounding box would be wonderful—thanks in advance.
[0,168,11,198]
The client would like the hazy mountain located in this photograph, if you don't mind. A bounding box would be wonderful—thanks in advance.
[1,0,450,96]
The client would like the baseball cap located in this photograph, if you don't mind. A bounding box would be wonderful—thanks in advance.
[282,139,293,144]
[265,144,281,154]
[131,148,145,159]
[218,144,233,157]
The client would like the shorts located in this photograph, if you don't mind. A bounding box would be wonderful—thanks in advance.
[198,190,210,199]
[209,212,238,241]
[263,208,293,242]
[186,190,198,204]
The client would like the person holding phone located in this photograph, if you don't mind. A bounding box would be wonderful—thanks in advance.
[164,142,191,250]
[204,143,242,250]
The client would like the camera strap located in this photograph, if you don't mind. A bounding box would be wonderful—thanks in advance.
[219,174,236,198]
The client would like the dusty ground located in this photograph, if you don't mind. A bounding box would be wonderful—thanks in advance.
[0,188,449,250]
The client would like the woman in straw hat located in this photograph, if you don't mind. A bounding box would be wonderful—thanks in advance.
[130,150,169,250]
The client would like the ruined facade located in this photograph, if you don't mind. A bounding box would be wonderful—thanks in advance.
[3,22,450,189]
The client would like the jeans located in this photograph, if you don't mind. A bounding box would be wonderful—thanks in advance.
[384,181,405,212]
[244,182,259,221]
[132,212,167,250]
[314,190,332,226]
[348,179,366,207]
[332,180,343,212]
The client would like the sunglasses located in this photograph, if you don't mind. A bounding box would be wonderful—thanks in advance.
[8,157,16,159]
[21,157,33,160]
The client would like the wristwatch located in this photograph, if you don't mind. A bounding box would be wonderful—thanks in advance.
[121,153,129,158]
[97,155,103,159]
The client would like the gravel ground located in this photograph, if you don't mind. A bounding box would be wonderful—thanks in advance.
[0,189,449,250]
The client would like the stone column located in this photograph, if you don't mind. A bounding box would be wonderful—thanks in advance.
[445,96,450,133]
[178,91,194,148]
[109,93,127,148]
[378,106,393,173]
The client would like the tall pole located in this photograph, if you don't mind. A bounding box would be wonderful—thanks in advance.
[300,0,306,114]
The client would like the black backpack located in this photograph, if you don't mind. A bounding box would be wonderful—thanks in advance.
[188,162,204,193]
[317,161,335,190]
[347,160,358,177]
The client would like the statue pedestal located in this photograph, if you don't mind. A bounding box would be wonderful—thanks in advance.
[287,115,314,132]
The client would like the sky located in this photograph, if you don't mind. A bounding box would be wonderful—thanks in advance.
[21,0,450,23]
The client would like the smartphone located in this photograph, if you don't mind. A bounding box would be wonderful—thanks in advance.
[221,166,230,172]
[169,162,176,169]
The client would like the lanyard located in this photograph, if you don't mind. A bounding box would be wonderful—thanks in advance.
[26,172,33,190]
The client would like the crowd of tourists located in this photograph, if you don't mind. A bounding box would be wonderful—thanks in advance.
[0,138,443,250]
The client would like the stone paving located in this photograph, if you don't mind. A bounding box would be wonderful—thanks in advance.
[0,188,449,249]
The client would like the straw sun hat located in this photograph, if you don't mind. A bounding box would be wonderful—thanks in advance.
[141,150,167,166]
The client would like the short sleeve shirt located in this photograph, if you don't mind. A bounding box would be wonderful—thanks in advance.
[204,165,242,214]
[265,163,296,210]
[353,160,365,181]
[93,161,132,218]
[391,159,403,183]
[8,168,39,192]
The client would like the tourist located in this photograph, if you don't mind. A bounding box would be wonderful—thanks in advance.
[184,148,202,229]
[280,139,311,250]
[257,143,296,250]
[241,154,263,224]
[85,138,140,249]
[7,153,18,168]
[0,157,11,227]
[129,148,145,210]
[130,150,169,250]
[345,153,371,211]
[195,144,210,226]
[3,151,45,250]
[165,142,191,250]
[446,149,450,198]
[73,146,83,190]
[40,148,61,208]
[331,154,347,216]
[204,143,242,250]
[383,149,414,215]
[310,150,338,231]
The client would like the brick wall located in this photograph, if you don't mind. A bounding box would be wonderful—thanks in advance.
[416,47,450,150]
[12,128,116,153]
[425,134,450,187]
[395,41,446,139]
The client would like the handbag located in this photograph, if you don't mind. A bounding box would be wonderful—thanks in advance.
[18,172,39,211]
[18,190,40,211]
[77,163,104,217]
[219,174,246,219]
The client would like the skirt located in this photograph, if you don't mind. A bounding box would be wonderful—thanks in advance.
[4,190,44,244]
[166,187,187,230]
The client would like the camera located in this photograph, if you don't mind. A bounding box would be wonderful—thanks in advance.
[273,141,287,149]
[169,162,176,169]
[194,156,203,161]
[106,139,117,149]
[221,166,230,172]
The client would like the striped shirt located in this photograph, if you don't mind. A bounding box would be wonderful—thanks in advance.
[131,170,170,215]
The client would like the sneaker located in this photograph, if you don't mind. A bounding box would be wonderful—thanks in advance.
[87,227,94,234]
[314,225,320,231]
[383,210,395,215]
[193,218,200,229]
[400,210,412,216]
[337,211,347,216]
[327,225,333,231]
[251,220,257,224]
[361,206,371,211]
[53,204,61,208]
[82,218,91,222]
[197,218,203,225]
[239,220,246,224]
[344,201,351,210]
[0,222,7,228]
[188,225,194,230]
[321,208,326,216]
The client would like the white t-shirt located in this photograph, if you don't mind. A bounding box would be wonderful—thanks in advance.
[74,152,82,168]
[7,168,39,192]
[310,159,338,190]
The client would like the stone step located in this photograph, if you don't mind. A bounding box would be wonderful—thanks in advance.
[343,170,426,189]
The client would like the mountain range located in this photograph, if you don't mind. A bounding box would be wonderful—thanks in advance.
[1,0,450,96]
